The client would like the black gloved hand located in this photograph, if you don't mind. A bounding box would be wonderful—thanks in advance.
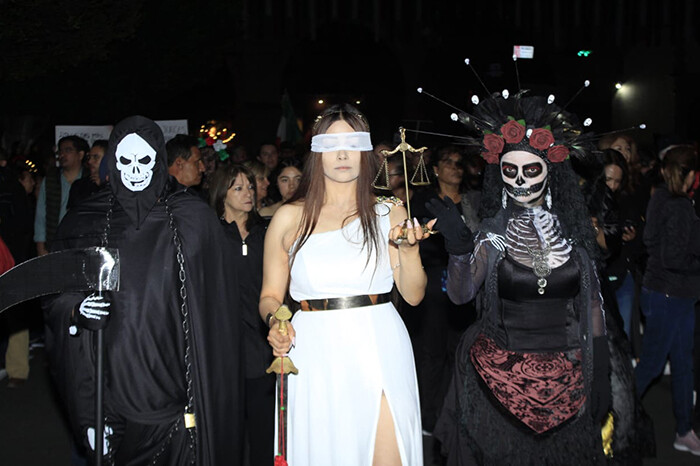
[425,196,474,255]
[77,293,111,331]
[590,335,611,423]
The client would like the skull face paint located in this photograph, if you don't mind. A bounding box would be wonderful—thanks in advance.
[115,133,157,192]
[500,151,548,205]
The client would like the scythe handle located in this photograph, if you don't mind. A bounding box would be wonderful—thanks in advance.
[95,328,104,466]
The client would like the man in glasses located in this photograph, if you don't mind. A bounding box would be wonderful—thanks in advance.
[34,135,87,256]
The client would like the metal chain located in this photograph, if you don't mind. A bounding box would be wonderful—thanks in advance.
[150,419,180,465]
[384,157,390,188]
[371,157,391,191]
[164,199,197,464]
[101,196,114,248]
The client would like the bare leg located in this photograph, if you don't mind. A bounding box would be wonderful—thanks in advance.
[373,392,401,466]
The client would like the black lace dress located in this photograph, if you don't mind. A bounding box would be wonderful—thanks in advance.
[434,206,607,465]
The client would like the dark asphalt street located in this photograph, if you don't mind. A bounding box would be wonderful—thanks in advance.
[1,348,698,465]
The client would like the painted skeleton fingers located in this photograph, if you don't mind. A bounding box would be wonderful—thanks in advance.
[87,425,113,455]
[77,293,111,331]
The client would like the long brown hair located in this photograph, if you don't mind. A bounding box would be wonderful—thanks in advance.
[662,145,697,197]
[599,133,640,193]
[289,104,381,267]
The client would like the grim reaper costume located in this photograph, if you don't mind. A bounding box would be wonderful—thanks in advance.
[426,91,648,465]
[44,116,243,465]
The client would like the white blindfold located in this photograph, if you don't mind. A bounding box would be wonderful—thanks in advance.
[310,131,373,153]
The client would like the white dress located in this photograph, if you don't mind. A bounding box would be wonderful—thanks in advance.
[279,202,423,466]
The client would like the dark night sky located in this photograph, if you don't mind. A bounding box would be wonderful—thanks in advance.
[1,1,698,160]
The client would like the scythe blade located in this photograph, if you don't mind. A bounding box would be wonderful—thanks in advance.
[0,247,120,313]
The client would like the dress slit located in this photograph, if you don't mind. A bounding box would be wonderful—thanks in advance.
[369,390,409,466]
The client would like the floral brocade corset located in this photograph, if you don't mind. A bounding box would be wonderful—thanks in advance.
[470,254,585,434]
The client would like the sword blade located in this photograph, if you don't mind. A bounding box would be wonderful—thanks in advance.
[276,372,289,459]
[0,247,120,313]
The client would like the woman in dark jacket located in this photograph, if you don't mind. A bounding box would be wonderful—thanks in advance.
[409,146,476,434]
[209,163,274,464]
[600,134,651,353]
[584,149,627,263]
[635,145,700,455]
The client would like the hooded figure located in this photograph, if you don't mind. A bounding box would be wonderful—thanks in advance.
[44,116,244,465]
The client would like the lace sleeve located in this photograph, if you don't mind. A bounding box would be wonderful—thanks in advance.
[446,232,492,305]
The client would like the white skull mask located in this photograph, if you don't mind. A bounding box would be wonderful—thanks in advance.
[115,133,157,192]
[500,150,548,205]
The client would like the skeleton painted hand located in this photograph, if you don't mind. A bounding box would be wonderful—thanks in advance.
[77,293,111,331]
[87,425,113,454]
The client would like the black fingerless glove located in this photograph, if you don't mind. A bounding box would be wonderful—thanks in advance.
[425,196,474,255]
[590,335,611,423]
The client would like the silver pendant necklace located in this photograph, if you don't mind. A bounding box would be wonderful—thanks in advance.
[525,242,552,295]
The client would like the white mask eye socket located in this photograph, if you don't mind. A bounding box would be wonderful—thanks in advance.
[501,163,518,179]
[115,133,157,192]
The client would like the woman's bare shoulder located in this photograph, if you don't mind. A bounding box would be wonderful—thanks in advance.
[267,203,304,248]
[272,202,303,223]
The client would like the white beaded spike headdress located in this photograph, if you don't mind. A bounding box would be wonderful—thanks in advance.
[410,56,646,167]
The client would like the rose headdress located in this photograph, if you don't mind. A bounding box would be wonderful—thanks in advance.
[414,57,644,166]
[409,57,648,174]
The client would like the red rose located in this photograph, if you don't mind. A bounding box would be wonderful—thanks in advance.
[205,137,215,146]
[547,145,570,163]
[529,128,555,151]
[483,133,504,155]
[482,151,500,165]
[500,120,526,144]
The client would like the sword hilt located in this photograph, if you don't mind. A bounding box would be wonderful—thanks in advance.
[275,304,292,336]
[266,305,298,375]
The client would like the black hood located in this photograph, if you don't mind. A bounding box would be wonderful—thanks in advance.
[107,116,168,228]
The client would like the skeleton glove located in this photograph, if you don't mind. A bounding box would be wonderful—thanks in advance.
[87,425,113,455]
[425,196,474,255]
[77,293,111,331]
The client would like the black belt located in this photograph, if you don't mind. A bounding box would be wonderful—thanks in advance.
[300,292,392,311]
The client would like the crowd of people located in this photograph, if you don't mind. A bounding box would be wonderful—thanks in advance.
[0,93,699,466]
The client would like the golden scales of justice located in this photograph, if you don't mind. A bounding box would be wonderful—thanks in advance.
[372,127,437,237]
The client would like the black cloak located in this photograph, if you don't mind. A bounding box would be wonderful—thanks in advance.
[44,116,244,465]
